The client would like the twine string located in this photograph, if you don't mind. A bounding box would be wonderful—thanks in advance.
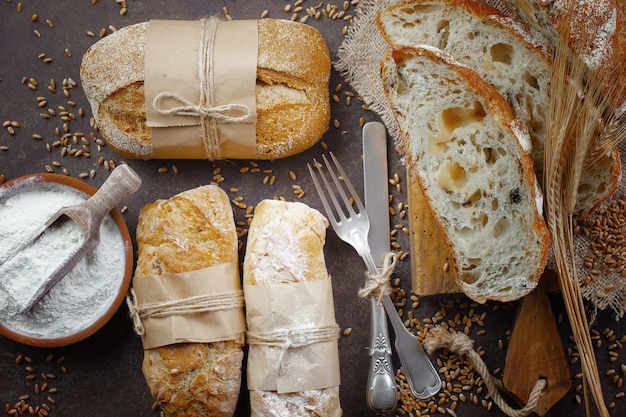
[358,251,397,303]
[423,326,547,417]
[150,17,253,160]
[152,93,252,123]
[247,324,340,373]
[126,287,244,336]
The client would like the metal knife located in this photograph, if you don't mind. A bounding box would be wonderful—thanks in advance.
[362,122,397,413]
[363,121,442,400]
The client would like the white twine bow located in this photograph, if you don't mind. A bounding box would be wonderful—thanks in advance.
[358,251,397,303]
[152,92,253,124]
[247,324,340,373]
[125,287,244,336]
[247,324,340,349]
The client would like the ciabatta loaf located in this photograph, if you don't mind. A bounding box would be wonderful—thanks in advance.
[243,200,342,417]
[381,45,549,303]
[134,185,243,417]
[80,18,330,160]
[378,0,620,217]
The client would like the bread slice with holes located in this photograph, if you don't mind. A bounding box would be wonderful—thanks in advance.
[492,0,623,79]
[377,0,620,217]
[381,45,549,303]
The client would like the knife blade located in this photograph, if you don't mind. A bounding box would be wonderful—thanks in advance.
[363,121,442,399]
[362,122,397,413]
[363,122,392,265]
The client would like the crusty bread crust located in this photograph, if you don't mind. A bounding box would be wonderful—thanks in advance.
[243,200,342,417]
[243,200,329,287]
[534,0,625,217]
[135,185,243,417]
[377,0,621,218]
[80,18,330,160]
[574,148,622,218]
[539,0,623,74]
[377,0,552,162]
[382,45,549,303]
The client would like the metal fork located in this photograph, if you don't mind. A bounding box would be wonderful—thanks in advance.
[308,153,442,402]
[308,154,396,413]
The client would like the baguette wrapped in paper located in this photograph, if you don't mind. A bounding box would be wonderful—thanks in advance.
[127,185,245,417]
[80,18,330,161]
[243,199,342,417]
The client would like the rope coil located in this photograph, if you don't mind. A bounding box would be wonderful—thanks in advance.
[424,326,547,417]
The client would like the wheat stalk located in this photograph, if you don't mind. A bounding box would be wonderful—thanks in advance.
[544,2,626,417]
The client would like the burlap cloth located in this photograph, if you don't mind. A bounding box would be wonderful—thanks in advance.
[334,0,626,318]
[335,0,401,141]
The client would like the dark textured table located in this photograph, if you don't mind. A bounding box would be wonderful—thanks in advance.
[0,1,625,416]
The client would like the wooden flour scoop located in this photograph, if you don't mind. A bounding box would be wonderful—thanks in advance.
[503,274,571,416]
[0,164,142,314]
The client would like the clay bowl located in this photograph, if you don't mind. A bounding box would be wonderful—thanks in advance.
[0,173,133,347]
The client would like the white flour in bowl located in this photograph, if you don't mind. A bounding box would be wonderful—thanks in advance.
[0,181,126,339]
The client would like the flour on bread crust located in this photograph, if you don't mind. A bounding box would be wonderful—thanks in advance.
[135,185,244,417]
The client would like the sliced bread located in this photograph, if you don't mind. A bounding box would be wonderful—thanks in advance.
[377,0,620,217]
[381,45,549,303]
[495,0,623,75]
[378,0,552,170]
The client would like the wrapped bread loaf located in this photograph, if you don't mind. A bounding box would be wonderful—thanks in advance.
[243,200,342,416]
[80,18,330,160]
[130,185,244,417]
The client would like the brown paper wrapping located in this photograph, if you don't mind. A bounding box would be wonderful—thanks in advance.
[244,279,341,394]
[144,18,257,159]
[132,261,245,350]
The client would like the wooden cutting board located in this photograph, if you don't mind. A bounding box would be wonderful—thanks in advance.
[407,168,559,295]
[407,168,569,415]
[503,276,571,416]
[407,168,459,295]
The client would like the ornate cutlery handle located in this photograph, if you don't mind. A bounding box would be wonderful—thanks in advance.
[366,298,397,413]
[355,232,397,413]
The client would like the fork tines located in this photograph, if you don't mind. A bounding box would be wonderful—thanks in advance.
[307,153,367,226]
